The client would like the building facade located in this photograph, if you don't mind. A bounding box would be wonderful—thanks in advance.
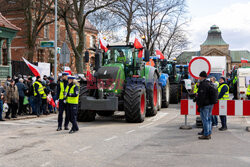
[0,0,98,75]
[177,25,250,73]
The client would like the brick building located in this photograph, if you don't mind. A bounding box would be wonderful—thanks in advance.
[177,25,250,72]
[0,0,98,75]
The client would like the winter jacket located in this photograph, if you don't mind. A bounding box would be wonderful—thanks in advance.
[16,82,27,98]
[6,85,19,104]
[197,79,210,108]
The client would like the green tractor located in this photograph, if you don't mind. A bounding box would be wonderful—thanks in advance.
[78,43,160,123]
[158,60,181,104]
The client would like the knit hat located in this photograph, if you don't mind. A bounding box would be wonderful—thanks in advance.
[199,71,207,78]
[220,77,226,82]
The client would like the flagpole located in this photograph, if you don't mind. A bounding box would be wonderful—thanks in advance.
[54,0,58,81]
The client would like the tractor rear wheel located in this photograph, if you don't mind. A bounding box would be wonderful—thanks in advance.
[97,111,115,117]
[146,74,158,117]
[124,84,146,123]
[162,80,170,108]
[170,84,179,104]
[157,86,162,111]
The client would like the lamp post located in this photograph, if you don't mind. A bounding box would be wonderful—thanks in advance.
[54,0,58,81]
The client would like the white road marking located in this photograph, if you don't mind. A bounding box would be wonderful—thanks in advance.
[73,146,92,154]
[126,130,136,134]
[139,122,154,128]
[40,161,51,167]
[104,136,118,141]
[152,113,168,122]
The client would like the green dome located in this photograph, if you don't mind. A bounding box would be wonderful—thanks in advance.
[201,25,228,46]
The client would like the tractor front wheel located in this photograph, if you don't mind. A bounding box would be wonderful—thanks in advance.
[124,84,146,123]
[162,80,170,108]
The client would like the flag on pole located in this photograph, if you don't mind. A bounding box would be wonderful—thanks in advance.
[155,50,165,59]
[22,57,41,77]
[134,38,144,58]
[241,57,248,63]
[99,34,108,52]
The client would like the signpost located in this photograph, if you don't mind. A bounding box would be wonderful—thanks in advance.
[40,41,54,48]
[60,42,70,69]
[188,57,211,79]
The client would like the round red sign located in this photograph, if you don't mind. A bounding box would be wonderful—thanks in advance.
[188,57,211,79]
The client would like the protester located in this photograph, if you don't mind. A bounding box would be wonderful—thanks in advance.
[195,71,214,140]
[0,81,5,121]
[4,76,12,88]
[210,77,218,127]
[16,78,27,115]
[27,77,35,115]
[5,80,19,119]
[247,80,250,100]
[218,77,229,131]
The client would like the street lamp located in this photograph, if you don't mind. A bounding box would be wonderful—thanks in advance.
[54,0,58,81]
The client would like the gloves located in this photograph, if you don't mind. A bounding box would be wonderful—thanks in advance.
[55,100,59,105]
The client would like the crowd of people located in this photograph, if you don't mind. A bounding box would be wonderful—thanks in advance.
[0,74,57,121]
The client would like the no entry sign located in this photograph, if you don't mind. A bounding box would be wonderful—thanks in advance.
[188,57,211,79]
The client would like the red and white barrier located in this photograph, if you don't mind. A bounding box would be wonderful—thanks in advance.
[181,100,250,116]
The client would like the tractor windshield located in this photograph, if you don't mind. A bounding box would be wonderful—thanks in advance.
[104,47,133,65]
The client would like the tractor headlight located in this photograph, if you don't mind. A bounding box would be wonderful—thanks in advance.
[108,82,116,90]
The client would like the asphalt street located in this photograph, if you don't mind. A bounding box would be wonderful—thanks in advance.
[0,104,250,167]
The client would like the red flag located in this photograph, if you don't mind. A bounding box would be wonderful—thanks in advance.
[22,57,40,77]
[86,70,92,81]
[241,57,248,63]
[99,34,108,52]
[134,38,143,58]
[156,50,165,59]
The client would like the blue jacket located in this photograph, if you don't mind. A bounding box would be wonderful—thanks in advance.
[16,82,27,97]
[218,82,228,99]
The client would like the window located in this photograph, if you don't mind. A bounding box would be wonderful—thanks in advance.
[57,24,60,41]
[90,35,96,48]
[44,24,49,39]
[105,47,133,65]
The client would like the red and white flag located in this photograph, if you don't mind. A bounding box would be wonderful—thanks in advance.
[64,66,72,75]
[22,57,41,77]
[241,57,248,63]
[155,50,165,59]
[134,38,143,58]
[99,34,108,52]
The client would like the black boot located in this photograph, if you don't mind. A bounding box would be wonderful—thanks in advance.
[56,127,62,131]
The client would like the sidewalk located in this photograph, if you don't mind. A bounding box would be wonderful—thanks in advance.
[1,112,57,121]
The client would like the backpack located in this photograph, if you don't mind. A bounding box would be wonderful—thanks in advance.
[208,82,218,104]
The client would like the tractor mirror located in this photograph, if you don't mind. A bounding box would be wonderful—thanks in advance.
[95,53,100,70]
[144,49,150,62]
[84,51,89,63]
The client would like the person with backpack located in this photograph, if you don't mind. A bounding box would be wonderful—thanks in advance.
[218,77,229,131]
[195,71,216,140]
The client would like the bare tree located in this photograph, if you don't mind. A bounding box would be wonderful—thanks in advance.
[0,0,54,61]
[58,0,118,73]
[135,0,187,55]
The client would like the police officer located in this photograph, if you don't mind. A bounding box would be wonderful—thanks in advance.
[56,72,69,131]
[33,76,45,117]
[218,77,229,131]
[246,80,250,100]
[65,76,79,134]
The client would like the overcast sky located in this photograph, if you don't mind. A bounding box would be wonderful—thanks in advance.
[186,0,250,51]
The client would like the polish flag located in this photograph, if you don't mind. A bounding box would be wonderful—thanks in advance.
[99,34,108,52]
[22,57,41,77]
[134,38,143,58]
[64,66,72,75]
[155,50,165,59]
[241,57,248,63]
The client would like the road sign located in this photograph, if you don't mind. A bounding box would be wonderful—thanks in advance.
[40,41,54,48]
[188,57,211,79]
[60,42,70,64]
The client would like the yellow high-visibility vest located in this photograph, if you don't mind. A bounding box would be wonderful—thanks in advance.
[218,84,230,100]
[65,84,79,104]
[194,83,198,94]
[246,85,250,96]
[59,82,67,100]
[33,81,45,97]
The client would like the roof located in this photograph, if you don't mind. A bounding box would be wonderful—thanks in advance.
[230,50,250,63]
[201,25,228,46]
[0,12,20,31]
[176,51,200,64]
